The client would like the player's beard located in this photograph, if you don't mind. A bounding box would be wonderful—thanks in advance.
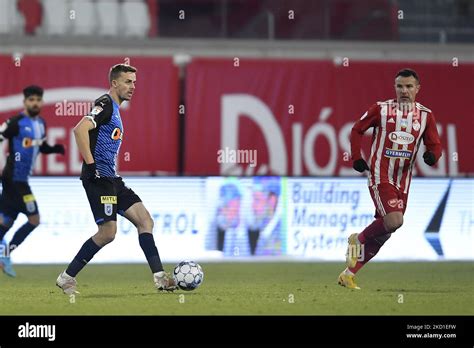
[27,107,40,117]
[120,92,132,103]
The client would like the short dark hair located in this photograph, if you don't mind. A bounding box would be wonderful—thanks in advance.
[395,68,420,84]
[23,85,43,98]
[109,64,137,83]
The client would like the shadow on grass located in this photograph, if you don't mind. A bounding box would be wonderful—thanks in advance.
[82,291,196,299]
[376,288,455,294]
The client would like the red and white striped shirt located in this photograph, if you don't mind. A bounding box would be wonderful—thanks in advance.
[351,99,442,193]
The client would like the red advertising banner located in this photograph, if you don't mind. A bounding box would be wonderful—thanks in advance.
[184,58,474,176]
[0,55,179,175]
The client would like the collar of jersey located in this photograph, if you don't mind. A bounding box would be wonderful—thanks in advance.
[108,94,120,109]
[20,112,40,120]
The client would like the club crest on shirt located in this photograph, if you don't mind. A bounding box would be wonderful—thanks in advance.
[412,120,421,131]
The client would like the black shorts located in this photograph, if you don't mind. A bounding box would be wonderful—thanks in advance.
[82,177,142,225]
[0,179,39,223]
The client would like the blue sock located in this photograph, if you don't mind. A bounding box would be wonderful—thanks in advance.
[10,222,37,252]
[139,233,163,273]
[66,237,102,277]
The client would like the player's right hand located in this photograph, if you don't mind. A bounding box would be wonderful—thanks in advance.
[84,162,100,180]
[423,151,436,166]
[353,158,369,173]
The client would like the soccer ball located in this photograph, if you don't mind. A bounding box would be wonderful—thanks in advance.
[173,261,204,291]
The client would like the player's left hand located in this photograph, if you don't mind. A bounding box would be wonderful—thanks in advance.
[53,144,65,155]
[423,151,436,166]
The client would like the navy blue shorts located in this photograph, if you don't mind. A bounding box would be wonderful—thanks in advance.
[0,179,39,223]
[82,177,141,225]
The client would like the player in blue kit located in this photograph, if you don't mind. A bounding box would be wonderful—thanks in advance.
[0,85,65,277]
[56,64,177,294]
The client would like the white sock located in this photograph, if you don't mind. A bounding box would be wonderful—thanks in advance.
[343,268,354,276]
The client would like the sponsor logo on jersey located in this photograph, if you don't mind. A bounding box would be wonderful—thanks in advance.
[389,131,415,145]
[384,148,412,159]
[22,137,32,148]
[111,128,123,140]
[388,118,395,123]
[100,196,117,204]
[22,138,42,148]
[413,119,421,131]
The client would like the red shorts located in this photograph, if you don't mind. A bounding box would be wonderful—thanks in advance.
[369,183,408,218]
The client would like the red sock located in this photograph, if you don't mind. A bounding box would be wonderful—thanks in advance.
[349,233,391,274]
[357,218,387,244]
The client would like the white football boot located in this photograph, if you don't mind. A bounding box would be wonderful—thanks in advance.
[56,271,80,295]
[154,271,178,292]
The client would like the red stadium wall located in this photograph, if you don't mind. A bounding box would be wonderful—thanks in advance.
[0,55,179,175]
[1,55,472,177]
[184,58,474,176]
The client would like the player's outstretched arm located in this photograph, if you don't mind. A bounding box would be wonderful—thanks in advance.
[39,141,65,155]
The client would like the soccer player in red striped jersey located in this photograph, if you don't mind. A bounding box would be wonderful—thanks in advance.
[338,68,442,289]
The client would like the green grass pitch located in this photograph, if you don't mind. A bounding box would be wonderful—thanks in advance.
[0,262,472,315]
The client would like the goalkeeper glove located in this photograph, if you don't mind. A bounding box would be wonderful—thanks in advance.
[423,151,436,166]
[353,158,370,173]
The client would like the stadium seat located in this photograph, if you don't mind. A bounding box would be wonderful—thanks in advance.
[96,0,120,37]
[70,0,96,36]
[121,0,150,38]
[0,0,12,34]
[41,0,70,36]
[0,0,25,35]
[17,0,43,35]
